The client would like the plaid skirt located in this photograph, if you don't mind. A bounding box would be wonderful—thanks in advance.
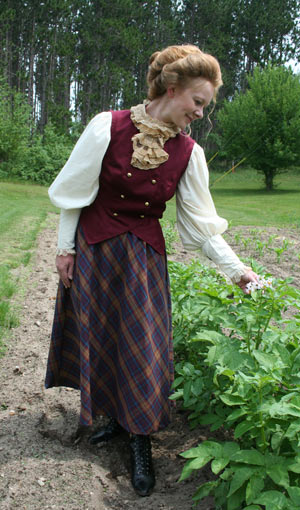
[45,226,173,434]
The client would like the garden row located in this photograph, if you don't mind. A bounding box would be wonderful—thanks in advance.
[163,222,300,510]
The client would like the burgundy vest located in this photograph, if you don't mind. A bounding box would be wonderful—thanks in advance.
[80,109,195,254]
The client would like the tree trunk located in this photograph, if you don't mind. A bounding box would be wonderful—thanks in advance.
[5,27,13,87]
[264,169,275,191]
[28,19,36,111]
[40,55,48,132]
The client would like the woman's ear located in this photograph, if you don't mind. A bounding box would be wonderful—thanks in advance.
[167,86,176,98]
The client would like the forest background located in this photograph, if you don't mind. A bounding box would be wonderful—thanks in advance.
[0,0,300,185]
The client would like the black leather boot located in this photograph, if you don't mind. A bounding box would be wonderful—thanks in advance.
[89,418,124,444]
[130,434,155,496]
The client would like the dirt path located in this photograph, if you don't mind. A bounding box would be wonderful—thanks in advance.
[0,213,214,510]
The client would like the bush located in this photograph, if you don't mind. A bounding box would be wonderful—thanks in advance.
[0,76,81,186]
[169,259,300,509]
[0,78,31,176]
[19,123,73,185]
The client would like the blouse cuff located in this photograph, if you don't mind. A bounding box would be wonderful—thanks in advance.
[202,234,249,283]
[56,248,76,256]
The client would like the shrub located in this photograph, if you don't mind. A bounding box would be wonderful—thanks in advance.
[19,123,73,185]
[169,259,300,510]
[0,77,31,176]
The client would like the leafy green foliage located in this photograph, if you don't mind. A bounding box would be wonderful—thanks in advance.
[0,78,31,176]
[1,0,300,136]
[20,123,73,185]
[233,0,300,73]
[169,259,300,509]
[160,219,180,254]
[0,78,73,185]
[218,66,300,190]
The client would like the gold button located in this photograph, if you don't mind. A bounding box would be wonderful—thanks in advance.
[113,212,118,216]
[145,201,150,206]
[120,194,125,199]
[151,179,157,184]
[140,215,145,218]
[127,172,132,177]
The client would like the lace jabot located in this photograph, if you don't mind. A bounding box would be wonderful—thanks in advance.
[130,102,180,170]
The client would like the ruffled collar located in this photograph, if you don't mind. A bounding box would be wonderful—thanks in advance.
[130,102,180,170]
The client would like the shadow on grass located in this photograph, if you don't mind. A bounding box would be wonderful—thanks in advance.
[212,188,300,197]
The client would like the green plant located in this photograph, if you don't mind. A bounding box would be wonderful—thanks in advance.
[169,259,300,509]
[180,441,300,510]
[160,219,179,254]
[218,65,300,191]
[234,233,241,244]
[0,77,31,177]
[266,234,277,249]
[241,237,252,250]
[274,239,290,263]
[254,239,266,256]
[19,123,73,185]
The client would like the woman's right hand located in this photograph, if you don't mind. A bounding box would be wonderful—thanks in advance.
[56,254,75,288]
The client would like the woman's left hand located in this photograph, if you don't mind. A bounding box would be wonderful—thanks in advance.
[236,270,260,294]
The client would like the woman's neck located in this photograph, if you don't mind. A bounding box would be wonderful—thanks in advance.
[146,95,172,124]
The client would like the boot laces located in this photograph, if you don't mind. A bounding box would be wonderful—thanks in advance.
[132,436,151,475]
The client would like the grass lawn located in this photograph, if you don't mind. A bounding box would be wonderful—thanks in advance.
[0,181,56,351]
[164,168,300,227]
[210,168,300,227]
[0,181,56,267]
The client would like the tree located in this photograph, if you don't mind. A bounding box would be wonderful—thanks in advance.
[217,66,300,190]
[234,0,300,77]
[0,77,30,175]
[0,0,300,145]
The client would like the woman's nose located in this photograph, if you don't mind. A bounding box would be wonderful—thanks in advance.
[194,108,203,119]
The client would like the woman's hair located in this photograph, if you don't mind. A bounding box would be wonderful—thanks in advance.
[147,44,223,101]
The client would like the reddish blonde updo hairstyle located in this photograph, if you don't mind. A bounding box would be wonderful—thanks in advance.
[147,44,223,101]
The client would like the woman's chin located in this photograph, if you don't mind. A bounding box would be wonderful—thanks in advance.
[177,120,190,130]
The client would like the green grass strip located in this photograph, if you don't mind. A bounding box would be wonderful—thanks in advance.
[0,180,56,353]
[210,168,300,227]
[164,168,300,228]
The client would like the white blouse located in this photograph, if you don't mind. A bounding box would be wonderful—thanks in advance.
[49,112,247,283]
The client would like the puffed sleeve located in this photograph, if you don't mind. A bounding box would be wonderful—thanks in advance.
[48,111,112,209]
[49,111,112,253]
[176,143,248,283]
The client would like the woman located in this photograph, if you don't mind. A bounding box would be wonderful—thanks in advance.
[45,44,258,497]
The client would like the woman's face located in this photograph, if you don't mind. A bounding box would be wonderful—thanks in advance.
[166,78,214,130]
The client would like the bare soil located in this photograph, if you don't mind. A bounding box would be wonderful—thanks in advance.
[170,225,300,290]
[0,215,299,510]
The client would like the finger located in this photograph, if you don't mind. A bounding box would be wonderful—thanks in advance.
[59,269,71,289]
[67,259,74,280]
[62,278,71,289]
